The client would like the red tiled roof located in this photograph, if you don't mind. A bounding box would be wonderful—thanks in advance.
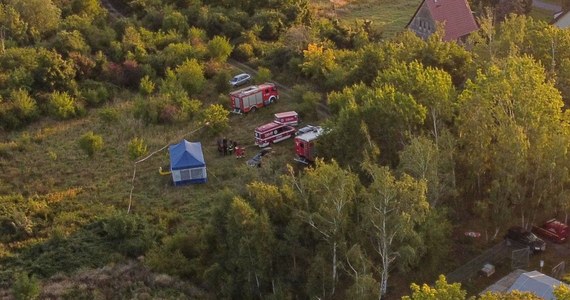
[424,0,479,41]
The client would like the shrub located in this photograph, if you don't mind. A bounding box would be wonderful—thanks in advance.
[207,35,233,62]
[175,59,205,95]
[139,75,155,95]
[83,85,110,107]
[201,104,229,134]
[53,30,90,55]
[128,137,148,160]
[69,52,96,80]
[134,95,165,124]
[10,89,39,125]
[11,90,38,118]
[79,131,103,157]
[162,10,188,33]
[145,245,192,277]
[300,90,320,119]
[233,43,254,61]
[98,107,120,123]
[101,213,155,257]
[122,60,144,89]
[255,66,272,83]
[217,93,230,107]
[159,43,200,70]
[214,71,231,94]
[177,98,202,121]
[203,60,223,79]
[48,91,81,120]
[159,104,179,123]
[12,272,40,300]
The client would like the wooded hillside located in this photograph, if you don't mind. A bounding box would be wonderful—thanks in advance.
[2,0,570,299]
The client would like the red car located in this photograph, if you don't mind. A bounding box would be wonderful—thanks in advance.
[532,219,569,243]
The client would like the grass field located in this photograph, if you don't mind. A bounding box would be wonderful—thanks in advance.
[0,91,310,216]
[0,75,322,285]
[312,0,420,37]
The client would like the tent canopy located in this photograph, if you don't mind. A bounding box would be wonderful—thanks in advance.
[169,140,205,171]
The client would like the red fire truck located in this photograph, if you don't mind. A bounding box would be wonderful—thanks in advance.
[230,83,279,114]
[294,125,323,164]
[255,121,296,148]
[274,111,299,126]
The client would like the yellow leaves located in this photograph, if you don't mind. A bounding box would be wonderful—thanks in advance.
[43,187,83,204]
[303,43,323,56]
[300,43,337,79]
[247,181,283,212]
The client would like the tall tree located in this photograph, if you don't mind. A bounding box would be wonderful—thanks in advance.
[225,197,277,298]
[360,161,429,298]
[321,83,426,167]
[296,160,359,296]
[7,0,61,40]
[374,61,455,145]
[457,55,570,233]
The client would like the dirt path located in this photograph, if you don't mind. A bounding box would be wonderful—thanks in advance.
[228,59,331,119]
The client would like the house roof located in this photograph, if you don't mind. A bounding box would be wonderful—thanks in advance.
[482,270,569,299]
[507,270,569,299]
[408,0,479,41]
[552,10,570,26]
[169,140,205,171]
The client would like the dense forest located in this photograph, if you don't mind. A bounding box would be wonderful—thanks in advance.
[3,0,570,298]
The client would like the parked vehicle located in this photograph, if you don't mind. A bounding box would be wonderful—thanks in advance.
[294,125,323,164]
[229,73,251,87]
[254,122,296,148]
[230,83,279,114]
[504,226,546,253]
[532,219,569,243]
[274,111,299,126]
[247,148,272,167]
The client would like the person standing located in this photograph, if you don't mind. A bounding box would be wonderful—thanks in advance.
[228,140,234,155]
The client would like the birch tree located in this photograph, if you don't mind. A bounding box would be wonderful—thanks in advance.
[226,197,276,298]
[457,55,570,232]
[297,159,358,296]
[360,162,429,298]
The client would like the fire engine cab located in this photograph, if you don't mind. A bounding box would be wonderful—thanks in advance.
[274,111,299,126]
[294,125,323,164]
[230,83,279,114]
[255,122,296,148]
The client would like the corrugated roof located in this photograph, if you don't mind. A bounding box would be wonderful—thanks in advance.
[507,270,569,299]
[423,0,479,41]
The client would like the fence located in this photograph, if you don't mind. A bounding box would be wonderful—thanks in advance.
[446,240,529,283]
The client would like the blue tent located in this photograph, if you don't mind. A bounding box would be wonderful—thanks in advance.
[169,140,207,186]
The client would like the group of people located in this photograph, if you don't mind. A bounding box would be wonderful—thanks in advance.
[217,138,245,158]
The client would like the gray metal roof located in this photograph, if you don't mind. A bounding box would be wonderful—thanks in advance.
[507,270,569,299]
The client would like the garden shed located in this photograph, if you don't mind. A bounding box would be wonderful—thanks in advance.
[169,140,207,186]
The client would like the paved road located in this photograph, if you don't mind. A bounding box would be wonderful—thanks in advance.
[533,0,562,12]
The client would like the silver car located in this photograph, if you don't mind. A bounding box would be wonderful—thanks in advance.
[229,73,251,87]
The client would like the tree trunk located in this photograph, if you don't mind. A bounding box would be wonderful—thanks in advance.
[332,241,337,295]
[431,108,439,147]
